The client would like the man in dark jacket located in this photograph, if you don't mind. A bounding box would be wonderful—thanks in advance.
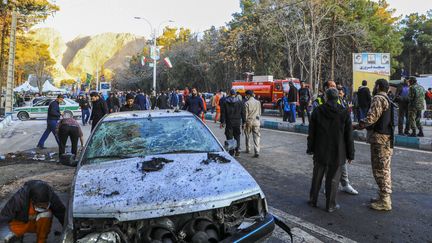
[134,90,148,110]
[170,90,179,108]
[0,180,65,243]
[120,93,140,111]
[36,95,63,149]
[357,80,372,120]
[287,82,298,123]
[183,88,204,116]
[106,92,120,113]
[394,78,410,135]
[298,81,311,125]
[221,89,246,156]
[77,95,90,125]
[307,88,355,212]
[156,92,170,109]
[90,92,108,131]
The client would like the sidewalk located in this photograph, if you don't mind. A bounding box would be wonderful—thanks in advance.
[205,113,432,151]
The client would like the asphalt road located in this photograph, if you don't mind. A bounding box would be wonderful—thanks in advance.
[206,121,432,243]
[1,119,431,242]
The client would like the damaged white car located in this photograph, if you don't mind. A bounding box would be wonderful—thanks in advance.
[62,111,275,243]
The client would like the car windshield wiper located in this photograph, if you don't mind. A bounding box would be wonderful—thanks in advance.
[85,155,136,161]
[161,149,207,154]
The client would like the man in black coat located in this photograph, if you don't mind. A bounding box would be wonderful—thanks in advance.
[120,93,140,111]
[106,92,120,113]
[156,92,170,109]
[183,88,204,116]
[307,88,355,212]
[0,180,65,242]
[220,89,246,156]
[90,92,108,131]
[287,82,298,123]
[357,80,372,120]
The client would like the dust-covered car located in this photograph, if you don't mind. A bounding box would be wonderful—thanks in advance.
[62,110,275,243]
[13,97,81,121]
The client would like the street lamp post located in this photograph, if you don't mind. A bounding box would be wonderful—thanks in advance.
[134,17,173,93]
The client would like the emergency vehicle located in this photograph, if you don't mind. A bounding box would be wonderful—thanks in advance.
[232,75,301,111]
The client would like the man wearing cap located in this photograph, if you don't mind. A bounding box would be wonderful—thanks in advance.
[407,76,425,137]
[220,89,245,156]
[0,180,65,243]
[120,93,141,111]
[36,95,63,149]
[244,90,261,158]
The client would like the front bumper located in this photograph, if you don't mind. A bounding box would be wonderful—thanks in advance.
[222,214,275,243]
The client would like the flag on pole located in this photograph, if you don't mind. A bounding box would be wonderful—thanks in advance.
[141,56,146,66]
[85,73,92,85]
[163,57,173,68]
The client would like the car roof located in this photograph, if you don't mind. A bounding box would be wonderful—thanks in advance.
[103,110,195,122]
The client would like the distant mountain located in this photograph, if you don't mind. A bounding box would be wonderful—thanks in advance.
[30,28,147,85]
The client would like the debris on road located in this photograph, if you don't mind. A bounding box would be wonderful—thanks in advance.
[1,149,58,163]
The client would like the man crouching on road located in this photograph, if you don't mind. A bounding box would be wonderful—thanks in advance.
[307,88,355,212]
[0,180,65,243]
[354,79,394,211]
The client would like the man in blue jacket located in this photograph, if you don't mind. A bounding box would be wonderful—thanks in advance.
[134,90,148,110]
[36,95,63,149]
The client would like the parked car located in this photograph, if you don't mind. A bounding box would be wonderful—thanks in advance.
[13,97,81,121]
[61,110,275,243]
[203,92,214,111]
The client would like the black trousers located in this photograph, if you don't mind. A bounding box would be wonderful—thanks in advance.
[309,161,342,210]
[91,117,102,131]
[58,125,80,155]
[283,111,289,122]
[299,102,310,124]
[398,105,409,133]
[225,124,241,152]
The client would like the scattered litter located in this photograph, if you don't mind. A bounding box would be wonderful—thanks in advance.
[32,154,46,161]
[104,191,120,197]
[201,153,230,165]
[141,157,173,172]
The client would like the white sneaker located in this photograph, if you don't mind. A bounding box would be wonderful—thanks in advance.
[341,184,358,195]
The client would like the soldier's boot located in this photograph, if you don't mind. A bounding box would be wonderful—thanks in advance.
[417,128,424,137]
[370,194,392,211]
[409,129,417,137]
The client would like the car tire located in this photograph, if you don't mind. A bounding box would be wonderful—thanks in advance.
[17,111,30,121]
[63,110,73,118]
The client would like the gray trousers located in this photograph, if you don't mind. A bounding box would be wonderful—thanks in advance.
[340,163,350,187]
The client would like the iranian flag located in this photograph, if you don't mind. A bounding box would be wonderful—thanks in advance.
[141,56,146,66]
[163,57,173,68]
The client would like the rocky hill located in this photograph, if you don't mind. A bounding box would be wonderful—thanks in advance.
[30,28,146,85]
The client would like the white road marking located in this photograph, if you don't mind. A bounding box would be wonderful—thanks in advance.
[260,127,432,154]
[269,206,357,243]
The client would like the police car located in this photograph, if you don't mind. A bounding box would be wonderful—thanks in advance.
[13,97,81,121]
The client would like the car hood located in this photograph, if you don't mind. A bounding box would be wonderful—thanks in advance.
[72,152,264,221]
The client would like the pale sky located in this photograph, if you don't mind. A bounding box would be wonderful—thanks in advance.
[36,0,432,42]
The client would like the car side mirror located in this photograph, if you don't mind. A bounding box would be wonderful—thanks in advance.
[224,139,237,151]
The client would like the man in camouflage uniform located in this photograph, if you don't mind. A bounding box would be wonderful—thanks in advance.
[408,77,425,137]
[355,79,393,211]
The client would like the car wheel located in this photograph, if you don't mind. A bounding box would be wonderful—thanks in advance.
[17,111,30,121]
[63,110,73,118]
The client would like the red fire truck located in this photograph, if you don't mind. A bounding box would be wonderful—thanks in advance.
[232,76,301,111]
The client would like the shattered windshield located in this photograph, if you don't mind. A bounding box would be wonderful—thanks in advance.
[83,116,222,164]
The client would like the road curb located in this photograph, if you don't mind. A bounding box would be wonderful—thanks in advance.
[0,115,12,132]
[205,113,432,151]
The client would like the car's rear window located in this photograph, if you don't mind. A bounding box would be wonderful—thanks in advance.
[83,116,223,164]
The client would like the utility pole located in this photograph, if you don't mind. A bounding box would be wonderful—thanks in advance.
[96,60,99,92]
[152,30,157,93]
[5,9,17,114]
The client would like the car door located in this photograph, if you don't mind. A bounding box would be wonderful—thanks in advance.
[32,99,52,118]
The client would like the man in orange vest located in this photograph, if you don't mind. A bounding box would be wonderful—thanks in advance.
[0,180,65,243]
[214,90,222,123]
